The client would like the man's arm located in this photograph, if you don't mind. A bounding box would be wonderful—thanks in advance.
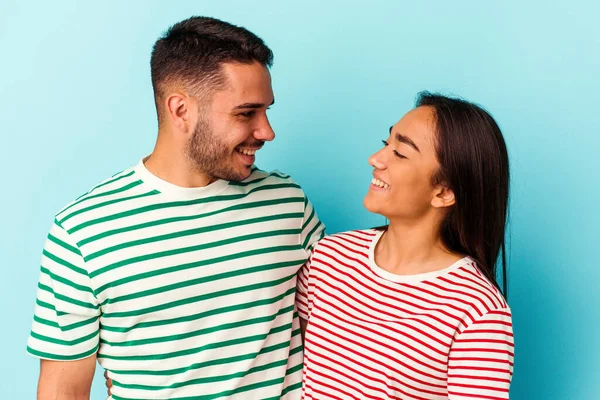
[27,220,101,399]
[38,356,96,400]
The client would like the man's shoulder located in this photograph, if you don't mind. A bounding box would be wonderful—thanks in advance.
[53,166,142,229]
[235,167,305,192]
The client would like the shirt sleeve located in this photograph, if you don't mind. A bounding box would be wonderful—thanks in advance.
[300,194,325,254]
[447,308,514,400]
[295,244,318,321]
[26,219,100,361]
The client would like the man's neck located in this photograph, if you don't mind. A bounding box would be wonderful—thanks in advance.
[144,144,215,188]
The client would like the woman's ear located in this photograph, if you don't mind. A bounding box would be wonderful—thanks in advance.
[431,184,455,209]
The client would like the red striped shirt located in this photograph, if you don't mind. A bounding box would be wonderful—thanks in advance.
[296,229,514,400]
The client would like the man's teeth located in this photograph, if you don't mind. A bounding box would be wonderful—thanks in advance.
[371,178,390,189]
[237,149,257,156]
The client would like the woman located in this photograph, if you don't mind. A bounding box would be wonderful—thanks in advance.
[296,92,513,399]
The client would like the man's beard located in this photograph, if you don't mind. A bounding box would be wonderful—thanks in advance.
[186,117,247,182]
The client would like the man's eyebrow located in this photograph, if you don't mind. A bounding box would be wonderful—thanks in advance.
[233,98,275,110]
[390,126,420,152]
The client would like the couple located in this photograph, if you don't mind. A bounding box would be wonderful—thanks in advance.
[27,16,514,400]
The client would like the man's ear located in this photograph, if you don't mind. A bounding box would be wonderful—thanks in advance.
[165,92,196,134]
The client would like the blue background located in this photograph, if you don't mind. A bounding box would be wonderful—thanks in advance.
[1,1,598,398]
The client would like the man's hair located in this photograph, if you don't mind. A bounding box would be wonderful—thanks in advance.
[150,16,274,121]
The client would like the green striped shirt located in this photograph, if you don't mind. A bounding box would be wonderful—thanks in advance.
[27,160,325,400]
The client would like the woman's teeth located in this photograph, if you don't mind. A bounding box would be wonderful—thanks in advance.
[237,148,256,156]
[371,178,390,189]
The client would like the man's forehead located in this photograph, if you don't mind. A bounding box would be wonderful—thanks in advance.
[214,64,274,107]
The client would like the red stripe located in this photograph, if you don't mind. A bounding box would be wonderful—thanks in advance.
[447,374,511,384]
[330,234,370,249]
[449,365,513,375]
[462,267,506,308]
[313,253,464,330]
[447,390,508,400]
[446,271,503,309]
[435,276,495,312]
[315,244,476,320]
[461,329,514,337]
[307,323,449,378]
[451,347,515,357]
[343,232,374,242]
[454,338,514,347]
[300,230,513,399]
[305,352,425,399]
[449,382,509,393]
[303,380,353,400]
[316,297,450,359]
[313,267,454,345]
[449,357,514,367]
[324,237,369,258]
[305,341,446,397]
[471,319,512,327]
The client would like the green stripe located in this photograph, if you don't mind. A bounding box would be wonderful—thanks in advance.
[102,272,296,319]
[33,315,99,333]
[60,189,160,225]
[277,381,303,399]
[98,322,291,361]
[47,233,81,256]
[115,357,292,390]
[74,170,134,202]
[30,328,99,346]
[40,266,94,294]
[301,203,316,231]
[102,305,294,348]
[228,171,290,186]
[92,230,301,286]
[77,197,304,247]
[85,212,303,262]
[38,282,98,310]
[303,221,325,250]
[60,180,144,216]
[109,340,302,377]
[68,183,300,234]
[36,299,56,311]
[285,362,304,377]
[112,368,296,400]
[101,286,297,333]
[61,316,99,331]
[27,344,98,361]
[101,258,302,307]
[42,249,87,276]
[33,315,59,329]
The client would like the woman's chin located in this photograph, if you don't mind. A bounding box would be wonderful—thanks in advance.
[363,195,383,215]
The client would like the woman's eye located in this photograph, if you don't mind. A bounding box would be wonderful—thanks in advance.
[382,140,406,159]
[394,150,407,159]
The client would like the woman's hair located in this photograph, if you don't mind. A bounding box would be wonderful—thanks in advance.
[378,92,510,296]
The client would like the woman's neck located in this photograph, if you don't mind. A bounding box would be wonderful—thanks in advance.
[374,219,463,276]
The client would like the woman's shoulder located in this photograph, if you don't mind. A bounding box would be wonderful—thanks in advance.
[315,228,381,250]
[451,258,510,312]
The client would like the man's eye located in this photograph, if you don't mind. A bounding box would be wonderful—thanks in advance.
[239,111,255,118]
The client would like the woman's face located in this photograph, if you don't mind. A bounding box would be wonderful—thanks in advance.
[363,106,452,221]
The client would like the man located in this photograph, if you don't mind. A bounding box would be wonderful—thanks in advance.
[27,16,324,399]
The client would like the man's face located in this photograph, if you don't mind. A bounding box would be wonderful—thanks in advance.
[187,61,275,182]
